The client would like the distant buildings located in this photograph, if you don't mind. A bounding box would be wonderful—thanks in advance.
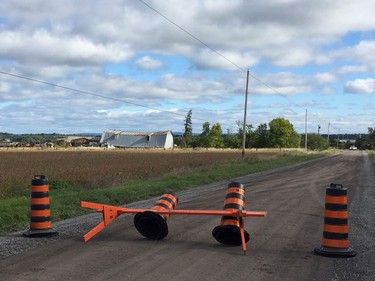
[58,136,101,147]
[100,130,174,149]
[0,138,16,147]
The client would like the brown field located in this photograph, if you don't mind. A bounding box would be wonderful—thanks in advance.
[0,148,282,199]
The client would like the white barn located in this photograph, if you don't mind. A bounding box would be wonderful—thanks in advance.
[100,130,174,149]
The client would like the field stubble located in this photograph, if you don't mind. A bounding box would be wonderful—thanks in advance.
[0,148,280,199]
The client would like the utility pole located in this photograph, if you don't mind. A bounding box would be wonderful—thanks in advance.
[318,125,321,136]
[304,108,307,151]
[241,70,250,159]
[327,122,330,142]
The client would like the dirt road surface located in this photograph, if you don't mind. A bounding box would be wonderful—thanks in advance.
[1,151,374,281]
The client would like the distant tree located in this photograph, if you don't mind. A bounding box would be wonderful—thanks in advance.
[368,127,375,149]
[200,122,210,148]
[182,109,193,147]
[253,123,270,148]
[268,118,301,148]
[223,128,240,148]
[236,121,254,148]
[290,131,302,148]
[209,123,224,148]
[301,134,329,150]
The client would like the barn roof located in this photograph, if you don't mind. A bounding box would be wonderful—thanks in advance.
[104,130,172,136]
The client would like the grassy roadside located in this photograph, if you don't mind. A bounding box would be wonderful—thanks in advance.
[369,150,375,164]
[0,152,326,234]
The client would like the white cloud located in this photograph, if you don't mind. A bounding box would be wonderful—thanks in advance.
[134,56,165,70]
[354,40,375,70]
[338,65,367,75]
[1,0,375,133]
[0,30,133,67]
[315,72,338,84]
[251,72,311,95]
[345,78,375,94]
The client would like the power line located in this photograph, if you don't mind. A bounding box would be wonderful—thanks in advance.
[138,0,346,133]
[137,0,305,112]
[137,0,246,72]
[0,70,188,118]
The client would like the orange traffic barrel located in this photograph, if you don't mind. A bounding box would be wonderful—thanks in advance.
[23,175,58,237]
[314,183,356,257]
[212,182,250,245]
[134,193,178,240]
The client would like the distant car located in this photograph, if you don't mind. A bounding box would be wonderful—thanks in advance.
[349,145,357,150]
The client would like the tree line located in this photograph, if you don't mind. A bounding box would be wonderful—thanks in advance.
[2,109,374,150]
[176,109,375,150]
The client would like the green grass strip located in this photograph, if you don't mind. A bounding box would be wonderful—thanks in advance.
[0,152,325,234]
[369,151,375,168]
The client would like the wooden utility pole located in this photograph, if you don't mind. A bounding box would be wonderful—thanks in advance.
[241,70,250,159]
[304,109,308,151]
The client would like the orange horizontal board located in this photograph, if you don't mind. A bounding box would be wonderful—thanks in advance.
[80,201,105,211]
[31,185,49,192]
[325,196,347,204]
[322,238,349,249]
[31,198,50,205]
[31,221,51,229]
[31,210,51,217]
[324,210,348,219]
[80,201,267,217]
[324,224,349,233]
[118,208,267,217]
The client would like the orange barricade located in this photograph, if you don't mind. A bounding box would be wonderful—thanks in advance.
[212,182,250,247]
[314,183,356,257]
[134,193,178,240]
[80,181,267,254]
[23,175,58,237]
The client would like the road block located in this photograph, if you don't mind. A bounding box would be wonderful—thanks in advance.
[314,183,356,257]
[81,182,267,254]
[24,175,58,237]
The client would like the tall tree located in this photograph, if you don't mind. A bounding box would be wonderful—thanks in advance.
[182,109,193,147]
[253,123,270,148]
[236,121,254,148]
[301,134,329,150]
[209,123,224,148]
[269,118,301,148]
[367,127,375,149]
[200,122,210,148]
[223,128,240,148]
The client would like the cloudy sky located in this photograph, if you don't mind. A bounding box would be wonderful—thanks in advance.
[0,0,374,135]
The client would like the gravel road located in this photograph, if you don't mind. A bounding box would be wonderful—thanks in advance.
[0,150,374,281]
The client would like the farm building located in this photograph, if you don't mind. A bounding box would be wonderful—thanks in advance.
[100,130,174,149]
[59,136,101,147]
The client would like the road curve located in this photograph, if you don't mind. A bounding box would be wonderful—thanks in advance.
[1,150,374,281]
